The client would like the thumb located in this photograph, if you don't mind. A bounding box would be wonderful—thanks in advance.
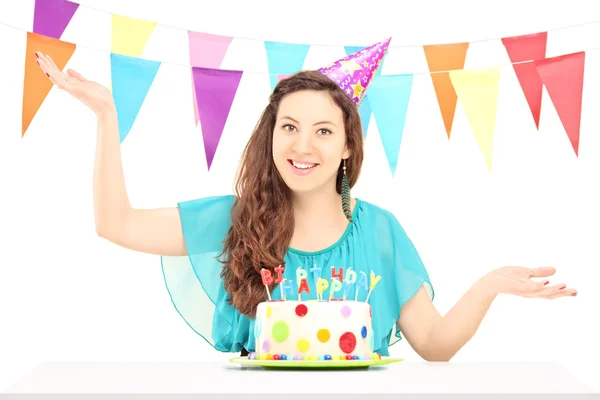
[66,69,87,82]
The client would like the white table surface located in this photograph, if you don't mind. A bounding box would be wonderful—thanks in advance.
[3,360,597,394]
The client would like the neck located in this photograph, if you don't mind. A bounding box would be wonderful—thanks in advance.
[291,186,347,226]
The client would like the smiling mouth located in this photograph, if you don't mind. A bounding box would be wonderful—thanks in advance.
[288,159,319,170]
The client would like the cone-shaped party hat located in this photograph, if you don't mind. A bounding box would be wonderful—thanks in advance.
[317,37,391,105]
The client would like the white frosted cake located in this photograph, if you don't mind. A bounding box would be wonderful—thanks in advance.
[249,300,379,361]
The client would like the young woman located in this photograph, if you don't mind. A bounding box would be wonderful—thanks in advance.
[32,39,576,362]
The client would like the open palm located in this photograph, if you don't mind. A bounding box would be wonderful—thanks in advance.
[487,266,576,299]
[34,51,114,116]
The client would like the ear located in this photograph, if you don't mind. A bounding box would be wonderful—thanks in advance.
[342,146,352,160]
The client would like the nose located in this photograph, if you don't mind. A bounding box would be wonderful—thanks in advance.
[292,130,314,154]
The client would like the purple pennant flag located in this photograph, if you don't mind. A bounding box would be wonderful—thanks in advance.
[33,0,79,39]
[193,67,243,170]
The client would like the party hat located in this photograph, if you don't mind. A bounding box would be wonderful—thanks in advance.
[318,37,391,105]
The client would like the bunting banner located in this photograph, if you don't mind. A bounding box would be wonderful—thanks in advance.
[423,43,470,139]
[264,41,310,92]
[110,54,161,142]
[33,0,79,40]
[367,74,414,176]
[192,68,244,170]
[502,32,547,129]
[534,52,585,156]
[449,67,501,171]
[12,4,593,173]
[22,32,76,136]
[188,32,233,125]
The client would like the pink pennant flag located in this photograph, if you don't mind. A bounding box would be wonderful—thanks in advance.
[188,31,233,125]
[534,51,585,157]
[33,0,79,39]
[193,67,243,170]
[502,32,547,129]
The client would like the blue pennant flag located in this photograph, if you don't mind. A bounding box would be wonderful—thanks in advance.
[110,53,161,142]
[265,41,310,92]
[344,45,384,137]
[367,74,414,176]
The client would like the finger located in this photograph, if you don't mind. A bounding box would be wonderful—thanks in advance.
[66,68,88,82]
[531,283,574,299]
[36,52,73,91]
[527,267,556,278]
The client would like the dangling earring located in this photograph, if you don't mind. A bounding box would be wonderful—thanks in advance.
[342,159,352,222]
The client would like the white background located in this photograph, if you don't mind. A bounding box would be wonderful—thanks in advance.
[1,0,599,392]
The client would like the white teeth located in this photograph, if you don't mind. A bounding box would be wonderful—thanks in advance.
[292,161,316,169]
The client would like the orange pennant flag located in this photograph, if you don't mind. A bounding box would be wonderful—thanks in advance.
[22,32,76,137]
[534,51,585,157]
[423,43,469,138]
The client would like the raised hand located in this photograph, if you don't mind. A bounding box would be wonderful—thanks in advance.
[484,266,577,299]
[34,51,115,116]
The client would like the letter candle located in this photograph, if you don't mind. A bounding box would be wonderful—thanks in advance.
[343,267,357,300]
[355,271,368,301]
[260,268,273,301]
[365,270,382,302]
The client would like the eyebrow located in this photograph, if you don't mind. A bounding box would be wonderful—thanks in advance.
[280,116,337,127]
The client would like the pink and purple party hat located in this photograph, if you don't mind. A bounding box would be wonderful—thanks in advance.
[317,37,392,106]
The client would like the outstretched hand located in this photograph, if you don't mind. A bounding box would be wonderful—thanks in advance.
[34,51,115,116]
[484,266,577,299]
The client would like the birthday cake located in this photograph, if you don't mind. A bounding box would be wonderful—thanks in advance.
[248,265,382,361]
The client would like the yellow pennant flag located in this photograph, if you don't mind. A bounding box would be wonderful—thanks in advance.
[111,14,157,57]
[449,67,501,170]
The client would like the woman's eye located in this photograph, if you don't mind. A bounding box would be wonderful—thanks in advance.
[283,124,296,132]
[318,129,332,135]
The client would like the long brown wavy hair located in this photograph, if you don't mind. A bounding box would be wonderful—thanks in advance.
[219,70,364,317]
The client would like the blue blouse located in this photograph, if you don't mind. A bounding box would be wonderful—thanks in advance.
[161,195,434,356]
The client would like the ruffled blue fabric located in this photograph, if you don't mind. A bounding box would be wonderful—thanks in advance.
[161,195,434,356]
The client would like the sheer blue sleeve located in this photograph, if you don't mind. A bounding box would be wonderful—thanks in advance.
[368,207,435,355]
[160,195,254,353]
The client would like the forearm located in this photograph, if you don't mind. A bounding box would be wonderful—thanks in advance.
[422,276,497,361]
[93,105,131,236]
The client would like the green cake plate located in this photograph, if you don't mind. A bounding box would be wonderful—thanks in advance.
[229,356,403,369]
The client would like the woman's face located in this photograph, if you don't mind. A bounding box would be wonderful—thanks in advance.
[272,90,350,194]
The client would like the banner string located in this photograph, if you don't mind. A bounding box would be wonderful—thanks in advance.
[1,18,600,76]
[52,2,600,48]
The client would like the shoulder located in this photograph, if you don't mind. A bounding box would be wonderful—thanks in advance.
[357,198,401,227]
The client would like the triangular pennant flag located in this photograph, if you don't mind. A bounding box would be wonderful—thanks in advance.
[188,31,233,125]
[367,74,414,176]
[534,51,585,156]
[449,67,501,171]
[502,32,547,129]
[193,67,243,170]
[264,41,310,92]
[22,32,76,137]
[110,53,161,142]
[111,14,157,57]
[344,45,377,137]
[423,43,470,138]
[33,0,79,39]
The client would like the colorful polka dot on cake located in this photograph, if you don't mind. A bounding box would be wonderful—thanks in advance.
[297,338,310,353]
[266,306,272,318]
[361,326,367,338]
[295,304,308,317]
[262,340,271,352]
[271,320,289,342]
[317,328,330,342]
[340,305,352,317]
[339,332,356,353]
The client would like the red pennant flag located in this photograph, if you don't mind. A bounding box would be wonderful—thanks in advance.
[22,32,76,137]
[423,43,470,138]
[502,32,547,129]
[534,51,585,156]
[193,67,243,170]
